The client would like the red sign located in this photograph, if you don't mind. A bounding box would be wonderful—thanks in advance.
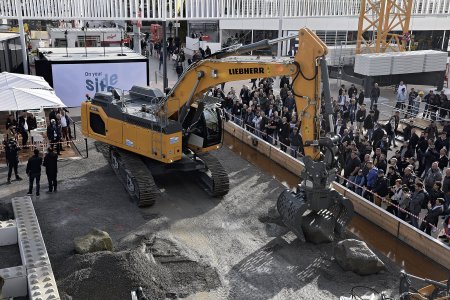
[106,34,117,40]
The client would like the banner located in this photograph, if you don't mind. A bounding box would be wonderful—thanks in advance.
[52,61,147,107]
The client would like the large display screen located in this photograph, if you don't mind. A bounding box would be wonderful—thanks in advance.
[51,61,147,107]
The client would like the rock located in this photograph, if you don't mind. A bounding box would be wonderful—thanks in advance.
[334,239,386,275]
[74,228,113,254]
[301,210,336,244]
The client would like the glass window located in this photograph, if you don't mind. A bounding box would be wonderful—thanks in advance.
[90,113,106,135]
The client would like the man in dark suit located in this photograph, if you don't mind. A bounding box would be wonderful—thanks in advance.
[26,149,42,196]
[43,147,58,193]
[420,198,445,235]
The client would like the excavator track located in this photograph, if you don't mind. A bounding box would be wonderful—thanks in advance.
[95,142,159,207]
[196,153,230,197]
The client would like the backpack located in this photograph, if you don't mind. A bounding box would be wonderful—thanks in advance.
[420,190,430,209]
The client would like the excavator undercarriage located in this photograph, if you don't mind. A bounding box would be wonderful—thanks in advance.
[95,141,229,207]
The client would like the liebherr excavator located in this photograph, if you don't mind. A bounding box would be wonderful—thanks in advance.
[81,28,353,237]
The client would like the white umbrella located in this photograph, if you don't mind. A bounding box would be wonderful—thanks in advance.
[0,72,53,90]
[0,87,65,111]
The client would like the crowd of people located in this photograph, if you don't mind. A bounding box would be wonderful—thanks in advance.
[3,108,70,194]
[218,77,450,241]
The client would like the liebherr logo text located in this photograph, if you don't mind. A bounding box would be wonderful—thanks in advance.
[229,67,265,75]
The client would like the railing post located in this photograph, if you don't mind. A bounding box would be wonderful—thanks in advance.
[73,122,76,139]
[84,137,88,158]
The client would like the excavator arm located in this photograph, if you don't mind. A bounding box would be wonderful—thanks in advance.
[160,28,331,158]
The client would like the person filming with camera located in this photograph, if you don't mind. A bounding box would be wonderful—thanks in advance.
[5,138,23,184]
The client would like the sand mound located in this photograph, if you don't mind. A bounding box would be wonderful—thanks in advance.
[57,236,221,300]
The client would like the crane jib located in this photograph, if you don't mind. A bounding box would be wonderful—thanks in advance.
[228,67,265,75]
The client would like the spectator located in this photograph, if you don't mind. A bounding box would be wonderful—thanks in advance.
[438,148,449,170]
[429,181,444,206]
[443,168,450,210]
[407,88,418,117]
[348,84,358,99]
[397,81,407,96]
[398,186,411,221]
[412,91,424,116]
[278,117,290,152]
[26,149,42,197]
[355,104,366,132]
[424,120,439,142]
[370,83,380,109]
[396,87,407,109]
[385,116,397,148]
[403,119,414,142]
[5,138,22,184]
[439,91,450,120]
[372,104,380,123]
[289,127,304,158]
[377,153,388,173]
[423,162,443,192]
[205,45,212,56]
[363,110,375,140]
[175,61,183,78]
[27,114,37,133]
[47,119,62,156]
[423,144,439,175]
[18,112,29,148]
[435,132,449,153]
[338,84,346,96]
[353,169,366,195]
[372,169,389,205]
[43,147,58,193]
[344,150,361,184]
[358,89,365,106]
[409,181,426,228]
[388,178,403,216]
[420,198,445,235]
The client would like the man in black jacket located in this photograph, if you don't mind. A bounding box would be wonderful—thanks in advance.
[370,83,380,109]
[43,147,58,193]
[18,112,29,148]
[5,139,22,184]
[26,149,42,196]
[372,169,389,203]
[420,198,444,235]
[47,119,61,155]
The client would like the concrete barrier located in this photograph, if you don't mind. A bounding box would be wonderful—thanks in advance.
[224,121,450,269]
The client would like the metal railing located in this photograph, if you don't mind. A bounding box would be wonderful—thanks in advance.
[225,111,450,240]
[379,100,450,123]
[0,0,449,20]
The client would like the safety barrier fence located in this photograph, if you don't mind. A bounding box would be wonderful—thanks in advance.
[225,111,449,238]
[0,136,90,159]
[224,115,450,269]
[379,101,450,123]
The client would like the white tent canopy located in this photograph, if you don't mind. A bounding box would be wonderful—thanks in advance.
[0,72,52,90]
[0,87,65,111]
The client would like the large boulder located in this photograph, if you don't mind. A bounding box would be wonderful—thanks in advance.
[301,210,336,244]
[74,228,113,254]
[334,239,386,275]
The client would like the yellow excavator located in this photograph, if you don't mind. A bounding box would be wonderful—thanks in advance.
[81,28,353,237]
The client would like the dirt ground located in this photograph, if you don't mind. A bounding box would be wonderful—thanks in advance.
[0,133,409,300]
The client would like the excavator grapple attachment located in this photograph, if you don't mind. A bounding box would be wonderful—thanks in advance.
[277,189,309,242]
[277,156,354,242]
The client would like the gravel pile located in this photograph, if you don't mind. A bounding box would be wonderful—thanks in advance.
[57,236,221,300]
[58,249,169,300]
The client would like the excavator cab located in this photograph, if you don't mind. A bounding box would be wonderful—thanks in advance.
[182,99,224,153]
